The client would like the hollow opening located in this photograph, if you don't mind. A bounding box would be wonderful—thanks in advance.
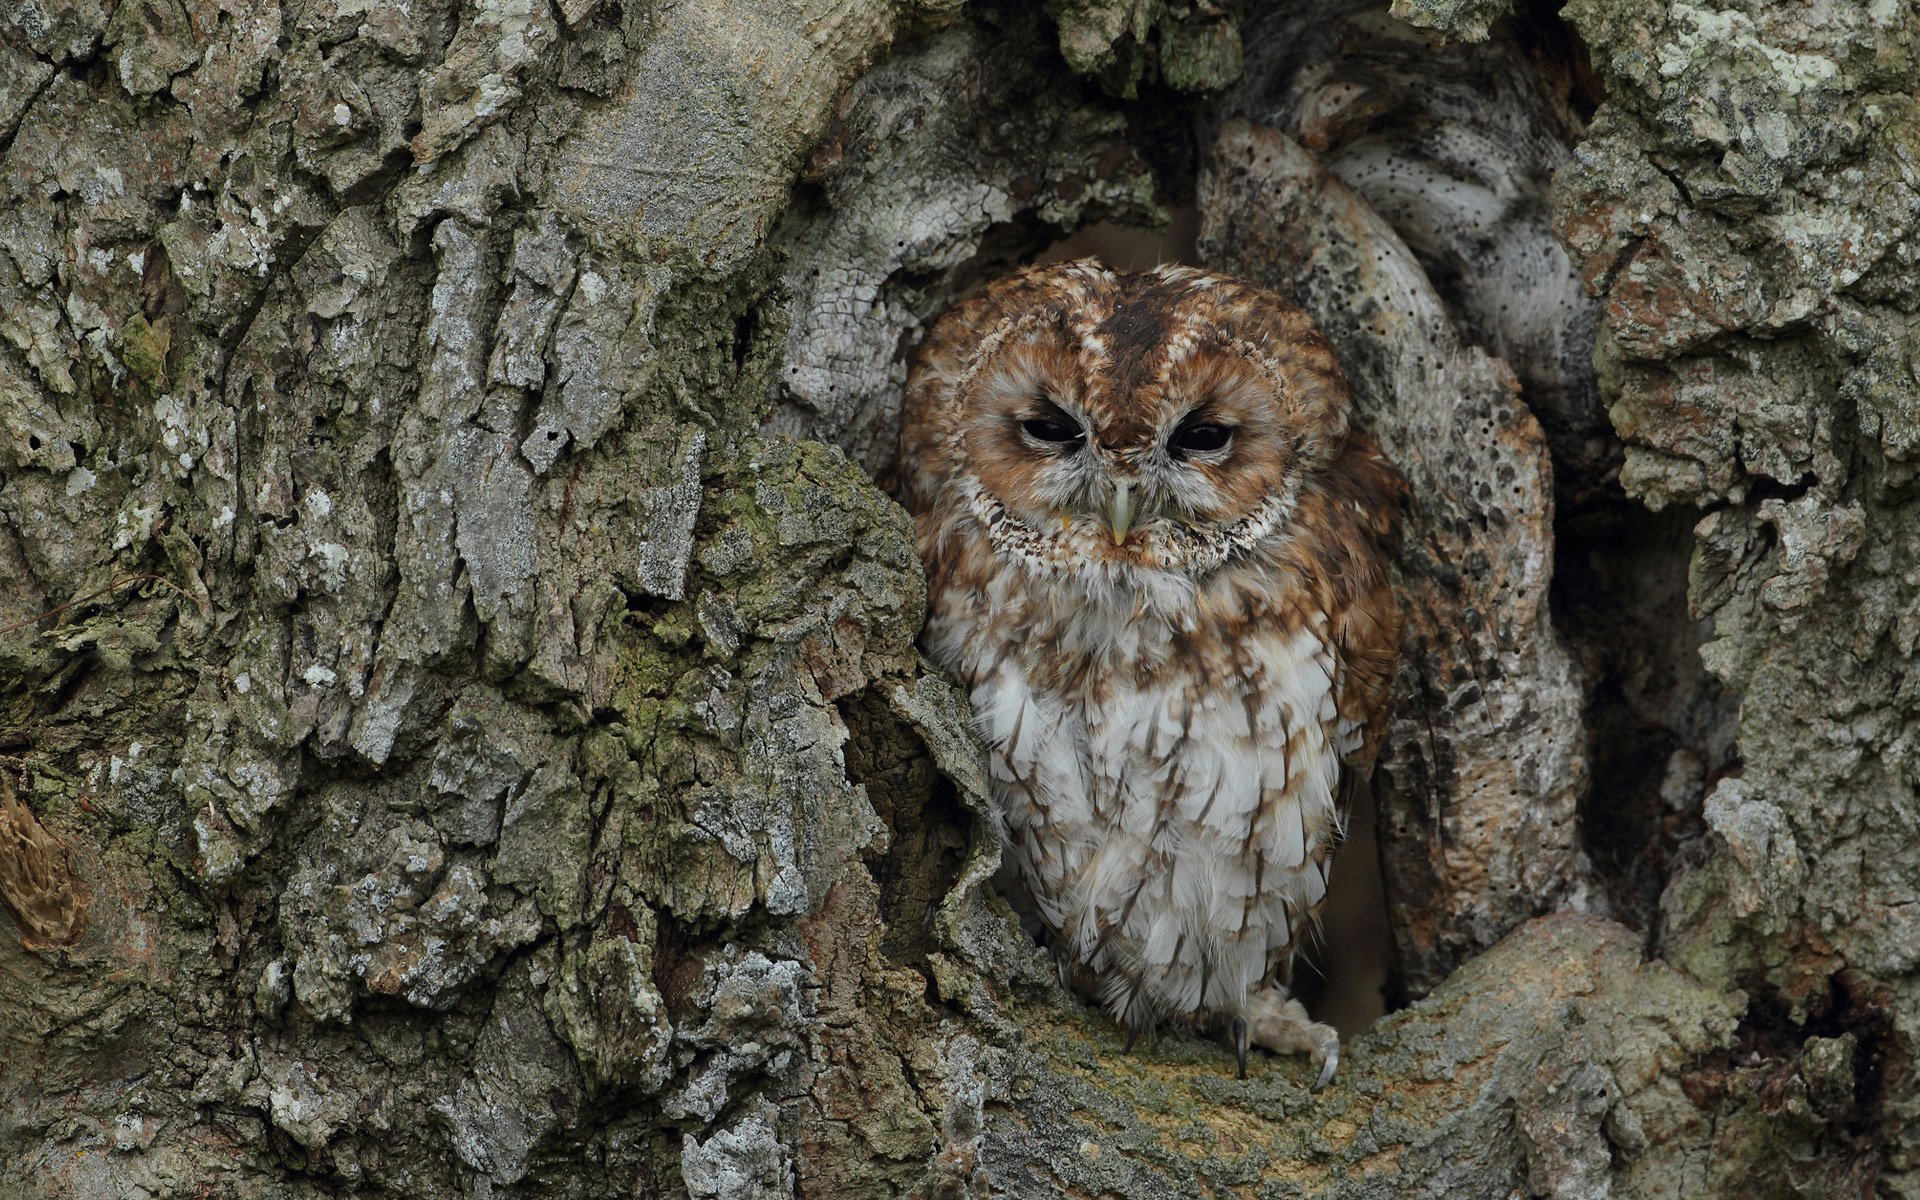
[1554,500,1740,935]
[1033,210,1200,272]
[772,0,1721,1058]
[836,686,973,984]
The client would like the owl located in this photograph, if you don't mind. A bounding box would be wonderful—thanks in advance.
[898,260,1402,1088]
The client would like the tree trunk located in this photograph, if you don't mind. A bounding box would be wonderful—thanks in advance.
[1,0,1913,1196]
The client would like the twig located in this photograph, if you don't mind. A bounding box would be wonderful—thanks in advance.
[0,574,195,639]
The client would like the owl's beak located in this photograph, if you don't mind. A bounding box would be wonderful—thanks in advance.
[1107,480,1137,545]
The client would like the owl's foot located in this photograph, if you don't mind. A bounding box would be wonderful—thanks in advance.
[1243,986,1341,1092]
[1229,1014,1250,1080]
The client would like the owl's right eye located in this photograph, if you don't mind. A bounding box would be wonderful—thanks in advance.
[1021,415,1086,447]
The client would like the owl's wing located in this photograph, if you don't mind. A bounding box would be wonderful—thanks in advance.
[1317,427,1407,778]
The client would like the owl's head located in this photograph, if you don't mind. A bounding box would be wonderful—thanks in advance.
[902,261,1354,583]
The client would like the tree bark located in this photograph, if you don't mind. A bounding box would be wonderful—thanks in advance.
[0,0,1913,1197]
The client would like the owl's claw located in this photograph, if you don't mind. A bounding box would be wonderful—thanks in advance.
[1311,1038,1339,1093]
[1124,1025,1139,1055]
[1230,1015,1249,1080]
[1244,985,1343,1093]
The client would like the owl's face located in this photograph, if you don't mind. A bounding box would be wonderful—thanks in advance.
[905,261,1353,582]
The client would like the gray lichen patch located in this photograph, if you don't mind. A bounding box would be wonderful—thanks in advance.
[1045,0,1244,97]
[682,1100,794,1200]
[1386,0,1512,43]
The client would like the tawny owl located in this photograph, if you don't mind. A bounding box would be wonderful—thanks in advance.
[899,260,1402,1088]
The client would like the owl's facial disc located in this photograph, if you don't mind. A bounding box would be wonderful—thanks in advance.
[914,262,1359,585]
[954,288,1324,572]
[982,388,1160,546]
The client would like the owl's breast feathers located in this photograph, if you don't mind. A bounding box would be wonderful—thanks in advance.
[915,431,1403,1028]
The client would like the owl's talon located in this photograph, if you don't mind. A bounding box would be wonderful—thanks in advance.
[1230,1014,1249,1080]
[1311,1039,1339,1093]
[1245,985,1343,1092]
[1124,1025,1139,1055]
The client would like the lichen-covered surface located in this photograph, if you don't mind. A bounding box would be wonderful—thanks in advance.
[0,1,992,1194]
[1043,0,1245,97]
[1385,0,1512,43]
[1555,0,1920,1190]
[983,915,1742,1200]
[0,1,1913,1198]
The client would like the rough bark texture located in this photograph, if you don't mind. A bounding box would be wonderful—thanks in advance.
[0,2,1914,1199]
